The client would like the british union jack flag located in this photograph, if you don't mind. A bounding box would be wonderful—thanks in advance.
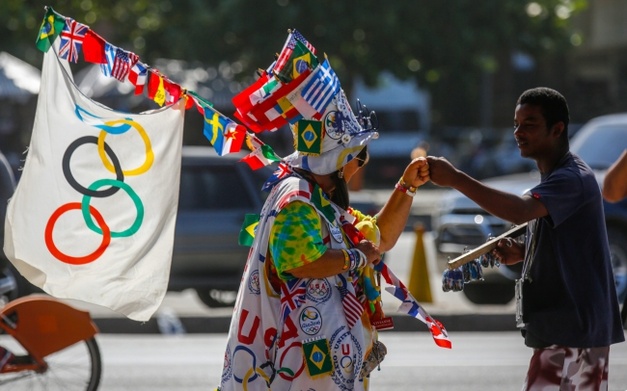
[59,18,88,63]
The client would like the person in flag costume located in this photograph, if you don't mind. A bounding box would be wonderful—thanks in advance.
[219,31,431,391]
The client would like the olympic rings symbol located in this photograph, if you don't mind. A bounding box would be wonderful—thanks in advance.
[45,202,111,265]
[45,108,153,265]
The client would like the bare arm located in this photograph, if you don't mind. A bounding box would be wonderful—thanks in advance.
[287,240,380,279]
[376,157,430,252]
[602,149,627,203]
[427,156,548,224]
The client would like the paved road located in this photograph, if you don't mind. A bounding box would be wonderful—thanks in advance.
[73,231,523,334]
[88,332,627,390]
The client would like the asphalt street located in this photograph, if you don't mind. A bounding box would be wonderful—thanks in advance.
[70,230,522,334]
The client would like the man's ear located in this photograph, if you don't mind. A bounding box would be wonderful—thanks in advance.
[551,121,565,139]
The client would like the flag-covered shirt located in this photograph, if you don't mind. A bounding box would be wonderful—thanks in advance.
[220,176,377,391]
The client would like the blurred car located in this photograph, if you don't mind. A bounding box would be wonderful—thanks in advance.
[169,146,271,307]
[0,149,23,301]
[432,113,627,305]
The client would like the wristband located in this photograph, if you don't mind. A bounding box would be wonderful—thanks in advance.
[395,177,417,197]
[347,248,368,270]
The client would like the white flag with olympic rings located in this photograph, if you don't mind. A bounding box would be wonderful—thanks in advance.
[3,48,185,321]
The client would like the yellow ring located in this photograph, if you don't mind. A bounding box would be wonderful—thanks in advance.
[97,119,154,176]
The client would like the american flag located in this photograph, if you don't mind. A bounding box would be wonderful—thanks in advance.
[273,29,316,74]
[336,273,364,329]
[299,59,340,115]
[59,18,89,63]
[280,279,307,320]
[111,48,139,81]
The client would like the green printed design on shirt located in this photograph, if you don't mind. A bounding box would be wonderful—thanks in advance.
[269,201,327,279]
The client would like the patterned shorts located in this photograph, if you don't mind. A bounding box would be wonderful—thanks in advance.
[523,345,610,391]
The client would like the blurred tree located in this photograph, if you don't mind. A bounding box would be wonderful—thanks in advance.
[0,0,586,127]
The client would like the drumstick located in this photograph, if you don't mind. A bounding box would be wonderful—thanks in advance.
[446,222,528,270]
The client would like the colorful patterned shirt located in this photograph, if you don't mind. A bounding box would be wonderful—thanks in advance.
[269,201,327,279]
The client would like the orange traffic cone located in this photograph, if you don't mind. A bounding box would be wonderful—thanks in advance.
[408,223,433,302]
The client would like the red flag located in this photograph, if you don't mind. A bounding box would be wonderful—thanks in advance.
[247,69,311,129]
[147,69,166,106]
[232,73,271,119]
[82,29,106,64]
[128,61,148,95]
[163,78,182,105]
[234,109,265,133]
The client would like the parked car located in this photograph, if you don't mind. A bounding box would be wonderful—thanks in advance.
[432,113,627,305]
[0,149,36,301]
[169,146,271,307]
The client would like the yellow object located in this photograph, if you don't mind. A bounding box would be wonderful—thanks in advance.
[408,224,433,302]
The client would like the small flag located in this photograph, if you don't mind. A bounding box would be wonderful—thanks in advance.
[273,29,317,75]
[380,264,452,349]
[147,69,166,106]
[238,214,260,246]
[111,48,138,81]
[240,133,280,170]
[303,337,333,377]
[247,69,312,130]
[275,40,318,83]
[280,279,307,320]
[261,162,293,192]
[35,7,66,53]
[221,123,246,155]
[336,274,364,330]
[294,119,323,155]
[163,78,182,105]
[128,61,148,95]
[58,18,88,63]
[82,29,106,64]
[299,59,340,115]
[100,43,116,77]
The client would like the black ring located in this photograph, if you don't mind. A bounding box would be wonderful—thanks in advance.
[62,136,124,197]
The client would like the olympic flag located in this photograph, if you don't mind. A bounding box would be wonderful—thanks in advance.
[3,49,185,321]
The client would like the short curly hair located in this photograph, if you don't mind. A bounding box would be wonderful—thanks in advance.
[517,87,570,139]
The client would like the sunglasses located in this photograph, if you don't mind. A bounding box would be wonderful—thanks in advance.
[355,153,369,167]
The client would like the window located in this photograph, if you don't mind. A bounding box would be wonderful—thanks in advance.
[178,165,254,211]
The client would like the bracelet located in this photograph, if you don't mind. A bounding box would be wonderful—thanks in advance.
[395,177,417,197]
[341,249,350,270]
[347,248,368,271]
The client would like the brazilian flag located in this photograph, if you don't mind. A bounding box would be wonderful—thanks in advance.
[303,338,333,376]
[295,120,322,155]
[238,214,260,246]
[36,7,66,53]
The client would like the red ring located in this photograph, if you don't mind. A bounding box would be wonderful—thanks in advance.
[45,202,111,265]
[278,341,305,381]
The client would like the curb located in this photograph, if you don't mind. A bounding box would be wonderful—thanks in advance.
[93,313,519,335]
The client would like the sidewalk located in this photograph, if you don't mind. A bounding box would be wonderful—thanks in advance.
[70,231,518,334]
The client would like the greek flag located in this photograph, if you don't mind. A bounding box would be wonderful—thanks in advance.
[300,59,340,115]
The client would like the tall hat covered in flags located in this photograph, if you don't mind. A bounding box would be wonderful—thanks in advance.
[233,29,379,175]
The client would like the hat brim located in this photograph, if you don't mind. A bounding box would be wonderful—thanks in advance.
[284,130,376,175]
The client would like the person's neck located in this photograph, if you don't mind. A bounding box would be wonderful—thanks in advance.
[536,145,569,174]
[311,172,336,196]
